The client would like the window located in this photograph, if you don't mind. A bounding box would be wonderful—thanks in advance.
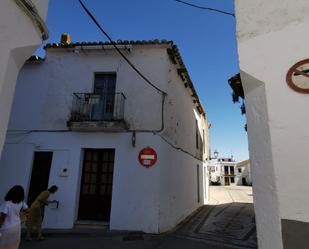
[203,129,205,154]
[197,165,200,203]
[195,119,199,149]
[230,166,234,175]
[224,166,229,175]
[231,177,235,183]
[238,168,242,173]
[203,167,207,200]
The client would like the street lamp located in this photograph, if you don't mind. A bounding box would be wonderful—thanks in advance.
[208,149,219,160]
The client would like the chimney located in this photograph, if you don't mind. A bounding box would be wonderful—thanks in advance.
[61,33,71,44]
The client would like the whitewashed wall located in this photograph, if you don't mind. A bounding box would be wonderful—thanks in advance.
[158,52,209,231]
[9,47,166,131]
[235,0,309,248]
[0,0,49,156]
[1,45,208,233]
[9,45,207,157]
[1,132,205,232]
[212,159,237,185]
[236,164,251,186]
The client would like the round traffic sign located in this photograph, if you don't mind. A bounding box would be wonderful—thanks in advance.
[138,147,157,168]
[286,59,309,93]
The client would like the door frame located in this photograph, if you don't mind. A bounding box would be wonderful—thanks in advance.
[91,72,117,121]
[224,177,230,186]
[26,150,53,204]
[74,149,85,223]
[92,72,117,93]
[76,148,116,222]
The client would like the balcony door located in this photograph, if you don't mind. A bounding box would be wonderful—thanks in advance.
[92,73,116,121]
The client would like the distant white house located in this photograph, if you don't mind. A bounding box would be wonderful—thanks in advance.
[209,157,251,186]
[0,36,210,234]
[209,157,236,185]
[236,160,252,186]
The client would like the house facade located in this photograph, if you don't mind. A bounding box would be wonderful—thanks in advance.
[209,157,251,186]
[0,0,49,156]
[0,38,209,233]
[236,160,251,186]
[210,157,237,185]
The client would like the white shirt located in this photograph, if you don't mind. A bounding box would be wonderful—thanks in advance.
[0,201,28,229]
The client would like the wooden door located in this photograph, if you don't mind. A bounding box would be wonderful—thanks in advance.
[27,152,53,206]
[224,177,230,186]
[78,149,115,222]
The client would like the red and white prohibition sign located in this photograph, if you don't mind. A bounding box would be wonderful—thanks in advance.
[286,59,309,93]
[138,147,157,168]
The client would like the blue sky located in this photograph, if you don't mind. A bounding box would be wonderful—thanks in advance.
[38,0,248,161]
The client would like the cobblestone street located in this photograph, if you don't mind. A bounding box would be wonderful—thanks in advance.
[20,186,256,249]
[176,186,256,248]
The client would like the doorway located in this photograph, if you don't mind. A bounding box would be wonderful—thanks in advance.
[224,177,230,186]
[242,177,247,186]
[92,73,116,121]
[78,149,115,222]
[27,151,53,206]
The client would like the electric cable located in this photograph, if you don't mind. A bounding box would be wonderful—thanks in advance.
[78,0,167,132]
[77,0,204,163]
[174,0,235,17]
[78,0,167,95]
[157,134,203,162]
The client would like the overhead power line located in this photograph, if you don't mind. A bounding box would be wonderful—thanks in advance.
[78,0,167,95]
[174,0,235,17]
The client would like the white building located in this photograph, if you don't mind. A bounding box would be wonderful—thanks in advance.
[236,159,251,186]
[0,0,49,156]
[210,157,237,186]
[235,0,309,248]
[0,37,209,233]
[210,157,251,186]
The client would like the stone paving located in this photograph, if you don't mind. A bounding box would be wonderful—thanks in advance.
[208,185,254,205]
[20,186,257,249]
[176,204,257,248]
[175,186,257,248]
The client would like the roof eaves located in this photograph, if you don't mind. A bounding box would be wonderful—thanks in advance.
[43,39,205,116]
[167,45,206,116]
[44,39,173,50]
[236,159,250,167]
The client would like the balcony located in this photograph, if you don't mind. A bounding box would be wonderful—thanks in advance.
[68,92,128,132]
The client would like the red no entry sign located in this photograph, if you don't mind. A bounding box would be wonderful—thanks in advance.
[286,59,309,93]
[138,147,157,168]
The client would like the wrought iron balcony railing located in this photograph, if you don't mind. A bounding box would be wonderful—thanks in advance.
[70,92,125,122]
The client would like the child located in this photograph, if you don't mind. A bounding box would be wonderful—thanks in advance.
[0,185,28,249]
